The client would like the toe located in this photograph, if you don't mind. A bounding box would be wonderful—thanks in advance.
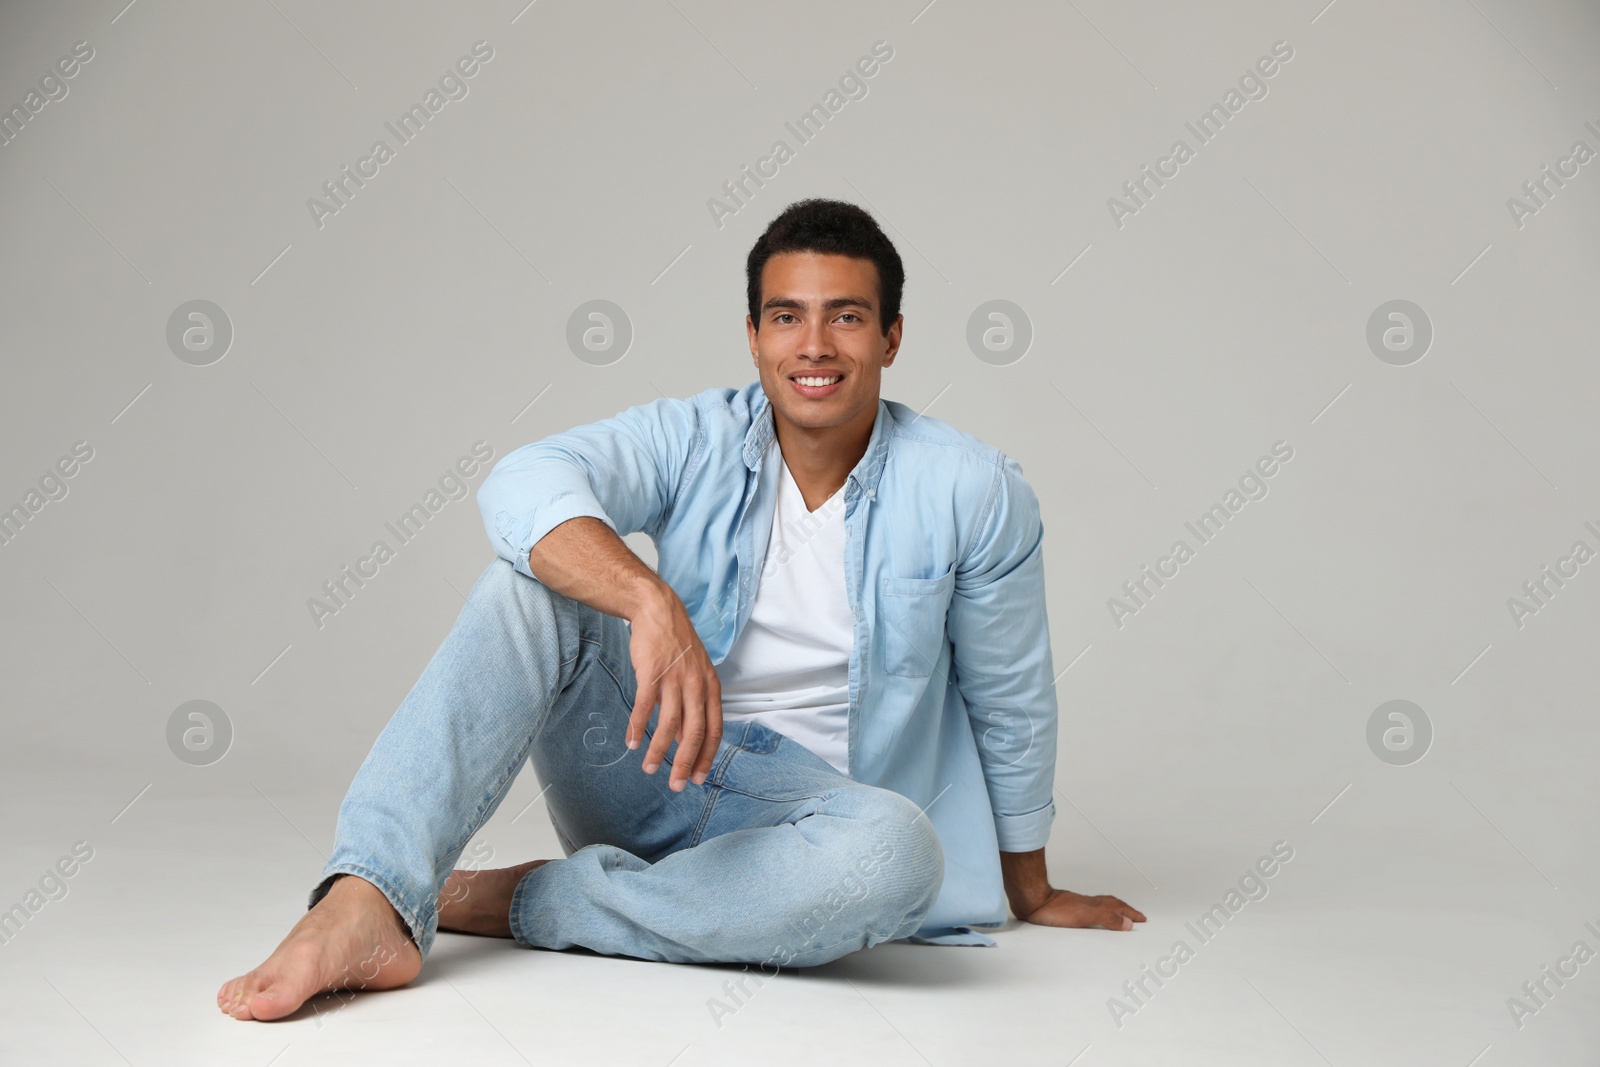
[223,969,282,1021]
[244,951,327,1021]
[218,978,243,1016]
[244,990,286,1021]
[220,983,249,1019]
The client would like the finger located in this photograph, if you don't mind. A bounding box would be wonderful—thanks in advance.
[670,681,705,792]
[628,671,658,751]
[643,681,680,775]
[1097,895,1147,923]
[1097,908,1134,931]
[691,677,722,785]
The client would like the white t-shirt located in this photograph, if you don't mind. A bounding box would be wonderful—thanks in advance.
[717,448,853,775]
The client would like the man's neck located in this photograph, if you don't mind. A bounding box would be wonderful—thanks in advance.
[772,402,878,513]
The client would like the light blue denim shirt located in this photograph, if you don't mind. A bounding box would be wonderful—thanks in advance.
[477,380,1058,945]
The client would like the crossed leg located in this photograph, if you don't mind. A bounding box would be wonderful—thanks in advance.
[219,558,943,1020]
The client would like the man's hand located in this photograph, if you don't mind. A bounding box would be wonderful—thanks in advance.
[1001,847,1146,931]
[1017,888,1146,930]
[625,585,723,792]
[523,518,724,795]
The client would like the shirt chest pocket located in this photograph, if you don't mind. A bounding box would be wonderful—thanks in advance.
[879,563,956,679]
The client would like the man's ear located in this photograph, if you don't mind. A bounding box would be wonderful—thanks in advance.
[880,315,904,367]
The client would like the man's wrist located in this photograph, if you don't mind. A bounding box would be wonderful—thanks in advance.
[622,571,676,624]
[1000,847,1052,918]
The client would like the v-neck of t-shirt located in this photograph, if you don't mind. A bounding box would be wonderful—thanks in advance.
[779,452,844,516]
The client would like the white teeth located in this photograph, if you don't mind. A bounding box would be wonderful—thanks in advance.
[795,376,841,387]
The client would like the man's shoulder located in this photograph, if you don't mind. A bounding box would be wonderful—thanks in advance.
[884,401,998,455]
[883,401,1018,492]
[621,383,761,453]
[677,381,765,426]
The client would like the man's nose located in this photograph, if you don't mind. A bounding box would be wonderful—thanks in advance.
[796,319,834,359]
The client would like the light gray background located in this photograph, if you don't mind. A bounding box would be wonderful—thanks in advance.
[2,1,1597,1065]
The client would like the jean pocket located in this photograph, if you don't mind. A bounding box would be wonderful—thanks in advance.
[737,720,783,754]
[879,563,955,679]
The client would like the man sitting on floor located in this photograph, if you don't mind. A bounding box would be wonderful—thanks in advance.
[219,197,1143,1022]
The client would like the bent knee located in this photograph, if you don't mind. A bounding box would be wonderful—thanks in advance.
[845,791,945,911]
[470,557,531,606]
[777,798,944,967]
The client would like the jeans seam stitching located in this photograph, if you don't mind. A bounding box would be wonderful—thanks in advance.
[589,640,641,732]
[713,783,835,805]
[709,723,749,787]
[443,740,538,874]
[508,866,535,946]
[688,784,721,847]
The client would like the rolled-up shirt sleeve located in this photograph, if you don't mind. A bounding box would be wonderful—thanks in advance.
[947,452,1059,852]
[477,394,701,580]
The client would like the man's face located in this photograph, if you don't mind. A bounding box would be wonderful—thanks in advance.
[747,251,902,435]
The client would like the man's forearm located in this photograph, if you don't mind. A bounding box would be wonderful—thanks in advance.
[1000,847,1052,919]
[527,516,671,622]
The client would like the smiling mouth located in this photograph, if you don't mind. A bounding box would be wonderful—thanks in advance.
[790,373,844,387]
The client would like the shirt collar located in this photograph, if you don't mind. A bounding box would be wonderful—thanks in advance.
[742,383,893,497]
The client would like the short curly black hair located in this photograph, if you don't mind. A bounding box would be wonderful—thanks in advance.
[746,199,904,337]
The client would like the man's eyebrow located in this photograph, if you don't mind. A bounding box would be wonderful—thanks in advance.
[761,295,877,313]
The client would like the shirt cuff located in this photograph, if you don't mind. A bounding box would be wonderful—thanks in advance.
[897,926,998,947]
[494,496,616,579]
[994,798,1056,853]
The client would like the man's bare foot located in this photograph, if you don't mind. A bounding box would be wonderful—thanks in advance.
[217,874,421,1022]
[437,860,550,938]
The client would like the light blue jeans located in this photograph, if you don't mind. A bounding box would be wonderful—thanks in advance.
[311,557,945,968]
